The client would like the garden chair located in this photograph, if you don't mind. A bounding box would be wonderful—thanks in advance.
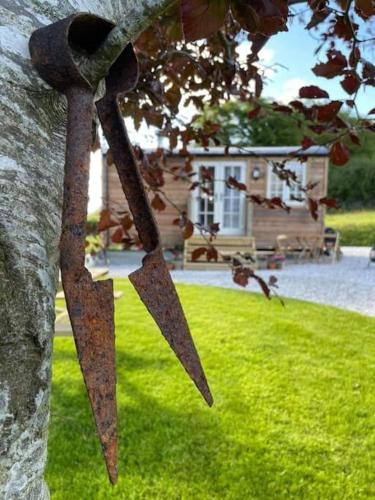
[276,234,295,262]
[323,228,341,264]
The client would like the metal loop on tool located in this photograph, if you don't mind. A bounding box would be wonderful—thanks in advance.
[29,13,115,92]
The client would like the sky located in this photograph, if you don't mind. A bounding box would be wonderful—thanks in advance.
[88,13,375,213]
[259,15,375,114]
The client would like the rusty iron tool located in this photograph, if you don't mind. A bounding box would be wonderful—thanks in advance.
[29,14,118,483]
[96,46,213,407]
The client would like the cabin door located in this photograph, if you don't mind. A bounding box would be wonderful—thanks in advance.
[191,161,247,236]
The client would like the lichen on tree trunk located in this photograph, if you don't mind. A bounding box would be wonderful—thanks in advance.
[0,1,172,497]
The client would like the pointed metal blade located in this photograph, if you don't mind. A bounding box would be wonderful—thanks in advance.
[64,272,118,483]
[129,248,213,407]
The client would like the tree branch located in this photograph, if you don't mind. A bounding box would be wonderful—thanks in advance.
[81,0,177,86]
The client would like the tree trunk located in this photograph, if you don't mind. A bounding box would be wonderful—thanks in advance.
[0,1,170,497]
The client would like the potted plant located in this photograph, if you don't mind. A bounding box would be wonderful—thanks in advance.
[267,252,285,270]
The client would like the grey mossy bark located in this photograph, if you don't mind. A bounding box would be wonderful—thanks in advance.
[0,1,171,498]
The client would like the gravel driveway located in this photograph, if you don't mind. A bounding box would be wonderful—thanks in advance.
[107,247,375,317]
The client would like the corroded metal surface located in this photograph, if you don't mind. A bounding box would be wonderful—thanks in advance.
[29,11,213,486]
[29,14,118,484]
[96,47,213,407]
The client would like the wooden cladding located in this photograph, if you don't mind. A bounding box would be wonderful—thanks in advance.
[105,154,329,249]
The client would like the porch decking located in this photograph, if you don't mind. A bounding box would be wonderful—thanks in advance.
[183,235,257,270]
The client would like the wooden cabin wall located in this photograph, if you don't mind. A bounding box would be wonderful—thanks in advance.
[249,157,328,248]
[105,159,189,248]
[106,155,329,250]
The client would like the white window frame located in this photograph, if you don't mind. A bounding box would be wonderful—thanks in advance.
[190,160,247,236]
[267,161,307,207]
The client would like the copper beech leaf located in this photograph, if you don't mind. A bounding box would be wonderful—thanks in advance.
[319,197,339,209]
[349,131,361,146]
[312,50,347,79]
[151,193,166,212]
[355,0,375,19]
[340,72,361,95]
[316,101,342,122]
[232,0,288,36]
[192,247,207,261]
[181,0,230,41]
[301,136,316,149]
[206,246,218,262]
[112,227,124,244]
[183,219,194,239]
[308,197,319,221]
[121,215,133,231]
[98,209,120,232]
[233,267,252,287]
[248,106,261,119]
[299,85,329,98]
[329,142,350,166]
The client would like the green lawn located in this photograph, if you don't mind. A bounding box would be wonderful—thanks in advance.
[326,210,375,246]
[48,281,375,499]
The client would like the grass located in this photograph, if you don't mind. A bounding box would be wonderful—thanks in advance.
[48,281,375,499]
[326,210,375,246]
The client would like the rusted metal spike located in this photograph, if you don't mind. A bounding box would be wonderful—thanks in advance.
[96,47,213,407]
[129,249,213,406]
[29,14,118,483]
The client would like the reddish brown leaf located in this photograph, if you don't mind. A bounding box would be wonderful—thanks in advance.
[248,106,261,119]
[111,227,124,244]
[355,0,375,19]
[340,72,361,95]
[312,50,347,79]
[273,104,293,114]
[233,267,252,287]
[368,108,375,115]
[227,176,247,191]
[255,74,263,98]
[299,85,329,99]
[151,193,166,212]
[192,247,207,261]
[349,131,361,146]
[329,142,350,166]
[306,8,330,30]
[349,46,361,68]
[333,16,358,41]
[363,61,375,79]
[308,197,319,220]
[233,0,288,36]
[301,136,316,150]
[206,246,218,262]
[254,275,271,299]
[181,0,230,41]
[165,85,182,110]
[316,101,342,122]
[183,219,194,239]
[98,209,119,232]
[319,197,339,209]
[121,215,133,231]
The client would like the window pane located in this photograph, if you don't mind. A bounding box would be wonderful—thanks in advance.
[224,214,231,227]
[232,214,239,227]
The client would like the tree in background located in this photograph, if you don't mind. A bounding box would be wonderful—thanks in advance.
[328,131,375,208]
[195,99,305,146]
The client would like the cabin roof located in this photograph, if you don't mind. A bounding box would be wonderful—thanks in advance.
[164,145,328,157]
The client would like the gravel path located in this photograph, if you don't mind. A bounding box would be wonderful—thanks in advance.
[106,247,375,317]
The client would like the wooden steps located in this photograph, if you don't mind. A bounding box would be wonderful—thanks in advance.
[184,235,257,270]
